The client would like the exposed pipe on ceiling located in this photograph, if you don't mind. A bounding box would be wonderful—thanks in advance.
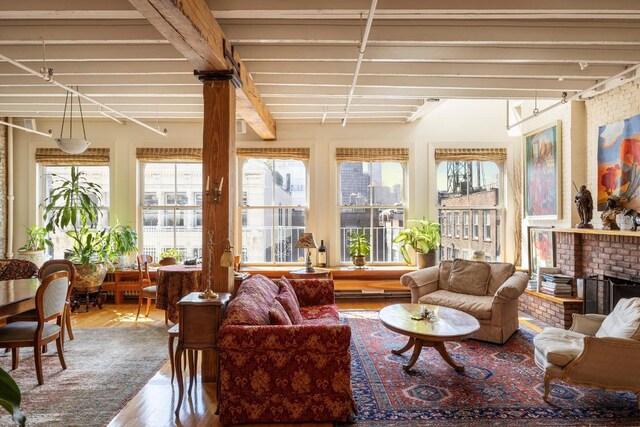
[0,119,52,138]
[506,63,640,130]
[341,0,378,127]
[5,118,14,259]
[0,52,167,137]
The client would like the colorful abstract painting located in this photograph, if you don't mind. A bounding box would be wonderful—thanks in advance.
[524,122,561,218]
[528,227,555,272]
[597,113,640,211]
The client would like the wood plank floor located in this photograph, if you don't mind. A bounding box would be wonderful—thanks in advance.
[68,299,542,426]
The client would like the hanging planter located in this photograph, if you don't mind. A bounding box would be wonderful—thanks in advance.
[56,89,91,154]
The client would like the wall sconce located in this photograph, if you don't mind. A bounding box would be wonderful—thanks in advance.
[206,176,224,204]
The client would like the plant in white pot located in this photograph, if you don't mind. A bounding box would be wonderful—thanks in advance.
[15,225,52,268]
[107,222,138,269]
[43,166,111,293]
[393,219,441,269]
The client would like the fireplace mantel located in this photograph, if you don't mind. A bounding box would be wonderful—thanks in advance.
[541,227,640,237]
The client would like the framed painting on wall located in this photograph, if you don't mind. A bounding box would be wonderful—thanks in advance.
[523,121,562,219]
[597,112,640,211]
[528,226,555,274]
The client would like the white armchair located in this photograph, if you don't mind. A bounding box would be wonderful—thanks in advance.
[533,298,640,408]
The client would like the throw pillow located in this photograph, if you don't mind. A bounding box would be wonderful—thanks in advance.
[596,297,640,340]
[278,276,301,308]
[269,299,292,325]
[447,258,491,296]
[486,262,516,295]
[276,285,304,324]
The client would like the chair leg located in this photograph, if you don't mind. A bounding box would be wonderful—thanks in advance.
[543,375,551,402]
[56,337,67,370]
[11,348,19,370]
[135,292,143,321]
[636,392,640,409]
[42,345,48,354]
[164,310,168,326]
[66,304,74,341]
[34,344,44,385]
[169,335,176,385]
[175,346,185,416]
[145,298,152,317]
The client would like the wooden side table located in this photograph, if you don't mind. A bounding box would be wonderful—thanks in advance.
[290,268,331,279]
[175,291,230,415]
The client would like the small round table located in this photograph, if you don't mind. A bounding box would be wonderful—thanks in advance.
[156,264,203,323]
[379,303,480,372]
[289,268,331,279]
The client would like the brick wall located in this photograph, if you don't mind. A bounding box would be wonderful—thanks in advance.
[520,291,583,329]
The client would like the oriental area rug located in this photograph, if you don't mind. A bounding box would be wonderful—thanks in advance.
[344,311,640,426]
[0,325,167,426]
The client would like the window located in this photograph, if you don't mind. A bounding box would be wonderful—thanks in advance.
[437,159,503,261]
[338,161,405,263]
[446,213,452,237]
[140,163,202,261]
[483,210,491,241]
[462,211,469,238]
[40,165,110,259]
[240,158,307,263]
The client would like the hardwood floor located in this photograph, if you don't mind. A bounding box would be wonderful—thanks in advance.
[68,299,542,426]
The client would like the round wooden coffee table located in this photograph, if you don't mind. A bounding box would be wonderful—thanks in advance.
[379,303,480,372]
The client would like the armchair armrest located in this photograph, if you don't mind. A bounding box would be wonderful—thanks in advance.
[564,336,640,392]
[400,266,439,302]
[570,313,607,336]
[287,279,335,307]
[492,272,528,303]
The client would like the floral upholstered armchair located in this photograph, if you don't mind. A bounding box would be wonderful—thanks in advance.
[217,274,355,425]
[533,298,640,407]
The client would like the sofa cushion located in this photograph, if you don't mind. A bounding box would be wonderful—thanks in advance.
[438,260,452,290]
[418,290,493,320]
[278,276,300,308]
[276,284,304,324]
[448,259,491,296]
[486,262,516,295]
[222,275,280,327]
[533,327,585,367]
[269,299,292,325]
[596,297,640,340]
[300,304,339,323]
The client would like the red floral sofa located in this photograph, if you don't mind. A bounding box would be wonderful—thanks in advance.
[217,274,355,425]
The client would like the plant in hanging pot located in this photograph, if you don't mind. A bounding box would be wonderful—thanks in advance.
[107,222,138,269]
[347,228,371,268]
[15,224,52,268]
[43,166,111,292]
[393,219,441,269]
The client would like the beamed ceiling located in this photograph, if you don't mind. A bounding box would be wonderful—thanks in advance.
[1,0,640,125]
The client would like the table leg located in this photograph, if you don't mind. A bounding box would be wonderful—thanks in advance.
[392,337,415,355]
[403,339,424,371]
[434,341,464,372]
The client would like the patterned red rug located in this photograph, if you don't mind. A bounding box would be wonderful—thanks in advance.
[345,311,640,426]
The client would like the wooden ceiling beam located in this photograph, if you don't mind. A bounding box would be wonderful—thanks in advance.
[128,0,276,140]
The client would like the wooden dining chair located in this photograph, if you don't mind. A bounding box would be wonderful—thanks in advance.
[135,255,166,324]
[0,271,70,385]
[7,260,76,349]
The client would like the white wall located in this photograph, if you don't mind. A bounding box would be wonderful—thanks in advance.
[11,99,521,265]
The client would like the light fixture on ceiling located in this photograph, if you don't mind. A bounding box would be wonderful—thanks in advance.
[533,90,539,116]
[56,88,91,154]
[579,61,589,71]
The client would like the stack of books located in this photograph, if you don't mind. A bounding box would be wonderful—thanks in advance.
[540,272,573,297]
[527,274,538,291]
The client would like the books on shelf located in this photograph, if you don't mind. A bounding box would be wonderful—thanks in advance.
[539,271,573,297]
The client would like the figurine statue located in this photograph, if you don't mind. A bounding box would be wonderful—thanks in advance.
[574,185,593,229]
[623,208,640,231]
[601,195,622,230]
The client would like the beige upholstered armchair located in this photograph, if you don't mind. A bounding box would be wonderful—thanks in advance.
[533,298,640,408]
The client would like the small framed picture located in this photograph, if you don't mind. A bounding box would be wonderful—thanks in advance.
[528,226,555,275]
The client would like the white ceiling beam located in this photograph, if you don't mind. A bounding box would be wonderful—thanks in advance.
[0,45,185,62]
[0,74,199,86]
[260,88,565,100]
[0,61,192,75]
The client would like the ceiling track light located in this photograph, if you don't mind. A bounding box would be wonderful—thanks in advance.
[0,119,52,138]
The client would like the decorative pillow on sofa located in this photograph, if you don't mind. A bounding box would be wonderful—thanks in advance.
[447,259,491,296]
[269,299,293,325]
[278,276,300,308]
[596,297,640,340]
[438,260,452,290]
[0,260,38,281]
[486,262,516,295]
[276,284,304,324]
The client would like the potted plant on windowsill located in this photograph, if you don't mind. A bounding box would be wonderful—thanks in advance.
[393,219,441,269]
[15,224,52,268]
[347,228,371,268]
[107,222,138,269]
[159,248,182,266]
[43,166,111,292]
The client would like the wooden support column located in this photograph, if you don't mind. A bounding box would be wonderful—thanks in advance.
[201,78,235,382]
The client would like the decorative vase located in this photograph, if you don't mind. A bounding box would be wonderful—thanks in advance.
[15,250,50,268]
[416,251,436,269]
[352,255,367,268]
[159,257,177,266]
[74,262,108,292]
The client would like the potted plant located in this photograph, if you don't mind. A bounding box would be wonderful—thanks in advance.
[159,248,182,266]
[347,228,371,268]
[393,219,441,269]
[43,166,111,292]
[15,224,52,267]
[108,222,138,269]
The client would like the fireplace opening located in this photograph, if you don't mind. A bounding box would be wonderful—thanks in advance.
[584,275,640,315]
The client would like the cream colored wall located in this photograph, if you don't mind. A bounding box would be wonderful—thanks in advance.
[11,99,520,265]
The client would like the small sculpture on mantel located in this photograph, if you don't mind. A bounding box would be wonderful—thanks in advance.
[574,184,593,229]
[622,208,640,231]
[601,195,623,230]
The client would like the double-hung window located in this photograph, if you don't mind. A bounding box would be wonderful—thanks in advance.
[36,148,110,259]
[337,148,407,264]
[238,148,309,264]
[137,148,203,261]
[436,148,505,262]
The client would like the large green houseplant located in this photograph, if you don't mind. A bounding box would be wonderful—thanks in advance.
[107,222,138,269]
[43,166,111,291]
[347,228,371,268]
[393,219,441,269]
